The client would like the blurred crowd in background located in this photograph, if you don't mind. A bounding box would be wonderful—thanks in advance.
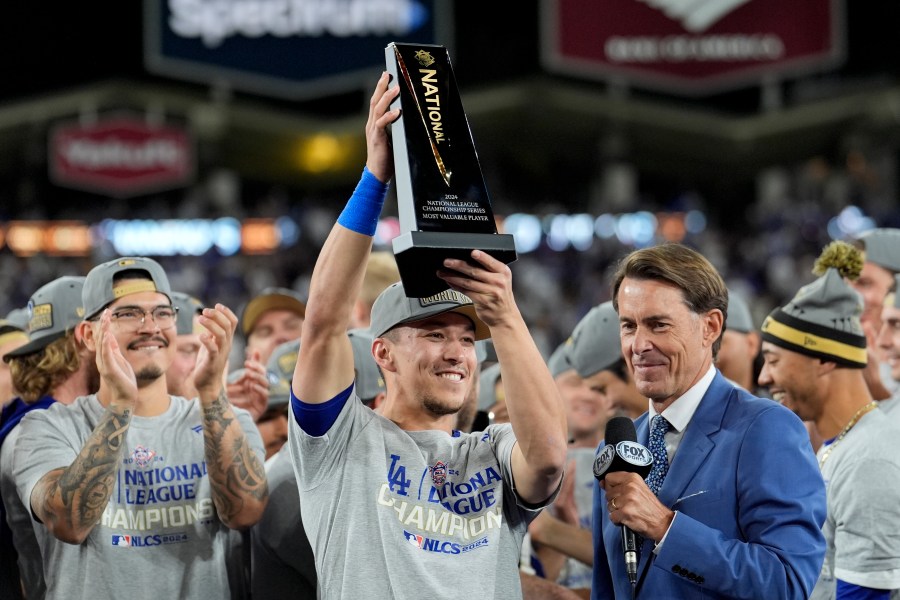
[1,139,895,368]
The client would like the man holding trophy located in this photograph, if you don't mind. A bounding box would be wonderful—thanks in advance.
[286,45,568,599]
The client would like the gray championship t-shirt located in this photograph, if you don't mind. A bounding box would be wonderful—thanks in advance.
[289,388,550,600]
[811,408,900,600]
[13,394,264,600]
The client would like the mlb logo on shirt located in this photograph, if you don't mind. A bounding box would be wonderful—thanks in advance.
[403,530,424,549]
[112,535,132,547]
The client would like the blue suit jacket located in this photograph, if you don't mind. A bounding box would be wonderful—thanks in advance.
[591,372,826,599]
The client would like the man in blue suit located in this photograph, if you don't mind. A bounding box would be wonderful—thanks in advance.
[589,243,826,599]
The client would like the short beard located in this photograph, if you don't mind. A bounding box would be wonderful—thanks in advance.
[422,395,461,417]
[135,366,164,388]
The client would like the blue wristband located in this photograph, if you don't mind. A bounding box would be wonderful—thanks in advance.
[337,167,389,236]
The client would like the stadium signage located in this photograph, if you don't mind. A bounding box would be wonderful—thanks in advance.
[49,115,194,197]
[542,0,843,95]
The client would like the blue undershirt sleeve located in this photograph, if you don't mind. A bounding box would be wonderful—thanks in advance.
[291,383,354,437]
[836,580,890,600]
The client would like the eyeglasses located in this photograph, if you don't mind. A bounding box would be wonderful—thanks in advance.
[108,306,179,331]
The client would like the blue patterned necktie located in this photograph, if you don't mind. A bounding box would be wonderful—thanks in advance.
[645,415,670,496]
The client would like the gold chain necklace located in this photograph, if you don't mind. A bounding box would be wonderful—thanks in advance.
[818,401,878,468]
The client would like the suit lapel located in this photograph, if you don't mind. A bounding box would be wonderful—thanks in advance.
[634,374,733,584]
[656,373,731,508]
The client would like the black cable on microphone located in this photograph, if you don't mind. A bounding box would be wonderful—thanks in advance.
[594,416,653,592]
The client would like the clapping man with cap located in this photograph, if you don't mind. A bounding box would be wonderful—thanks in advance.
[229,287,306,421]
[1,276,95,600]
[759,241,900,599]
[288,74,567,599]
[12,257,268,599]
[240,287,306,365]
[591,243,826,600]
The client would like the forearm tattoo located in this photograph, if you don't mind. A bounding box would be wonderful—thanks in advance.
[34,407,131,535]
[202,390,268,523]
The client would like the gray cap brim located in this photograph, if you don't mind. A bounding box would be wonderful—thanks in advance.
[569,301,622,379]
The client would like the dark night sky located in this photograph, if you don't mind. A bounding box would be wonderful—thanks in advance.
[3,2,898,114]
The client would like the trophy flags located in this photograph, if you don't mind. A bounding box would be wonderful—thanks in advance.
[385,42,517,298]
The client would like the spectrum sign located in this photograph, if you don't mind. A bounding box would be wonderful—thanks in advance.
[143,0,446,100]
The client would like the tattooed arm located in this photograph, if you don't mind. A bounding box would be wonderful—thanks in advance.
[30,405,132,544]
[194,304,268,529]
[30,310,136,544]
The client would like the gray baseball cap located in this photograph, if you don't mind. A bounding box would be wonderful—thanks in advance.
[171,292,204,335]
[265,339,300,409]
[347,328,385,403]
[477,362,502,411]
[475,340,489,364]
[0,319,27,339]
[726,289,755,334]
[547,340,575,378]
[83,257,172,319]
[264,329,385,408]
[5,276,86,359]
[857,228,900,273]
[369,282,490,341]
[569,301,622,379]
[4,307,29,331]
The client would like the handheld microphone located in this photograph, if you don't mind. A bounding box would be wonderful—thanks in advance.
[594,416,653,587]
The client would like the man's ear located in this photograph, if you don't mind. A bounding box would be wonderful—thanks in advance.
[78,320,97,352]
[704,309,725,347]
[372,338,398,374]
[817,359,838,376]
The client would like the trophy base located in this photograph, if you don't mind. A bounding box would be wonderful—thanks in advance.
[392,231,518,298]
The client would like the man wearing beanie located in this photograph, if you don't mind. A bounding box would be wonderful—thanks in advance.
[0,276,96,600]
[11,257,267,600]
[288,75,567,600]
[759,241,900,599]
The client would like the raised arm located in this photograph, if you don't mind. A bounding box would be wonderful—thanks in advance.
[30,311,136,544]
[195,304,268,530]
[438,252,568,504]
[292,73,400,404]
